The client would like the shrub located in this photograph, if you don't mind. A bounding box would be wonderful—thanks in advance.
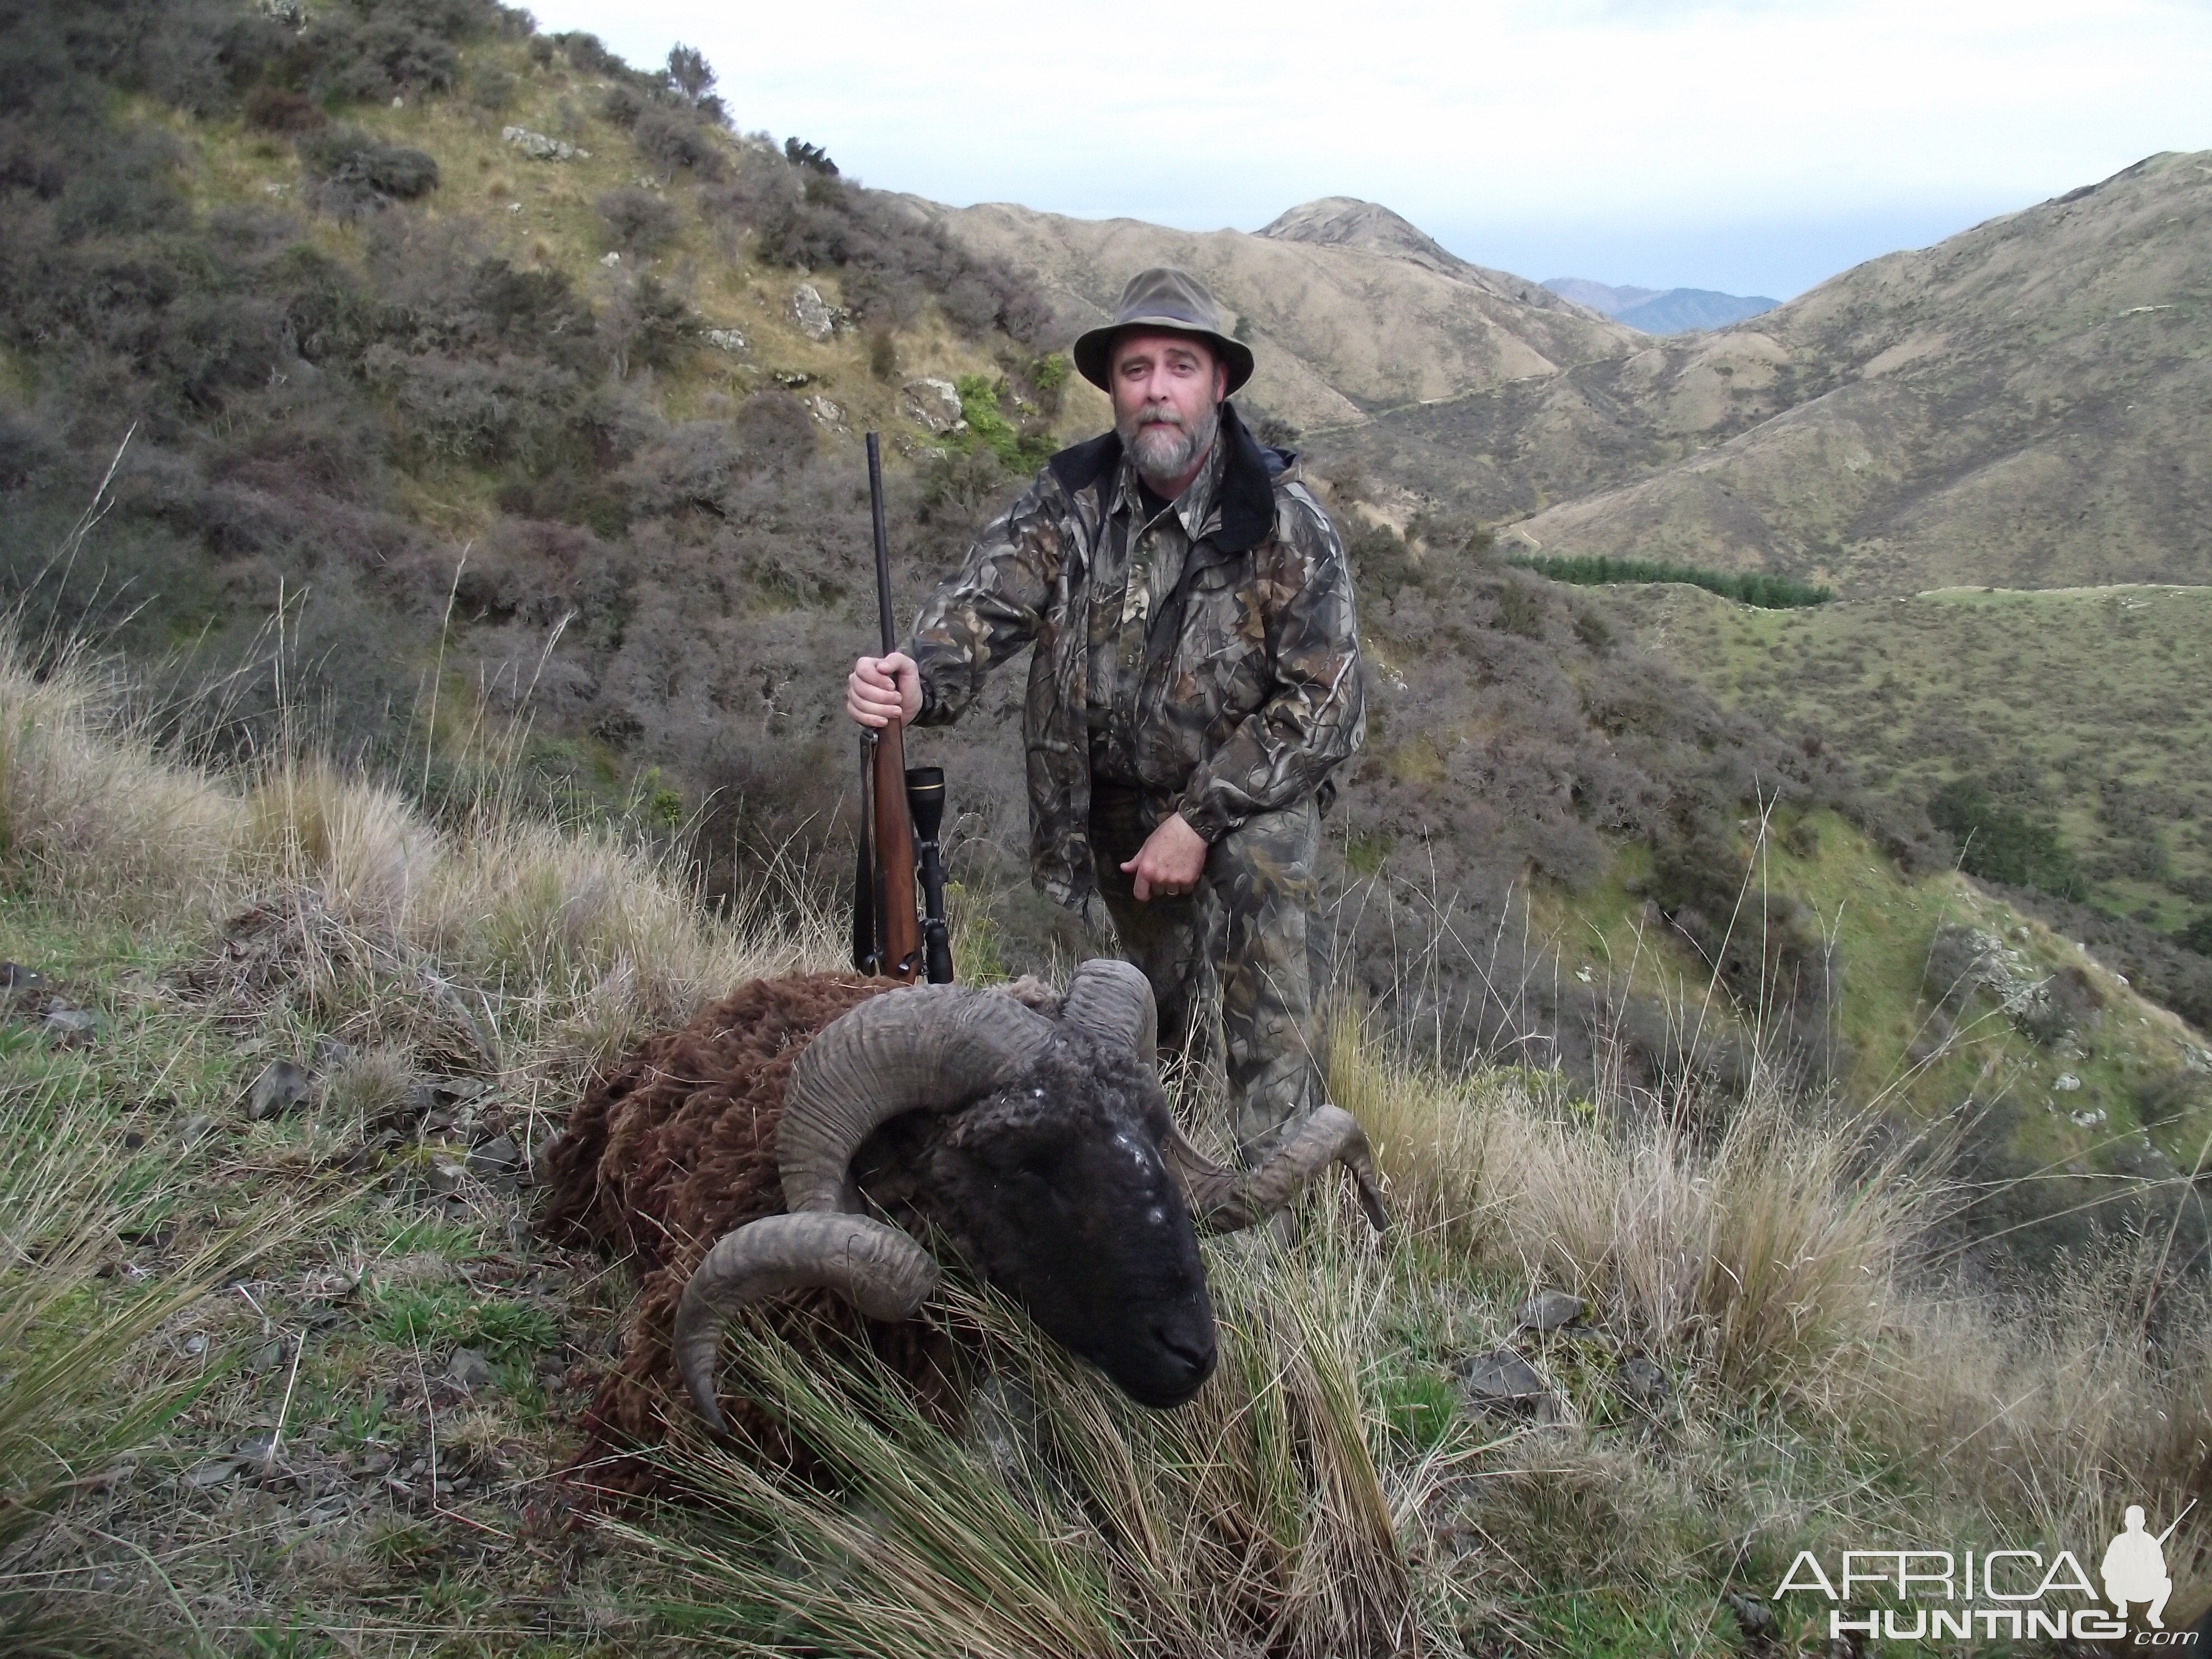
[601,83,644,128]
[634,106,723,177]
[951,374,1051,472]
[469,61,517,114]
[301,125,439,216]
[784,136,837,175]
[1928,778,2086,899]
[1510,552,1833,609]
[597,185,680,254]
[554,30,629,76]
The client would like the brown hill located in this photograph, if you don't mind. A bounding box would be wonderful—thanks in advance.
[1321,152,2212,594]
[909,195,1636,433]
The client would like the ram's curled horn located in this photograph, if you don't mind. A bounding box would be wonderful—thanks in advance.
[1058,958,1158,1057]
[674,1212,939,1432]
[778,983,1057,1213]
[672,983,1057,1431]
[1166,1106,1390,1236]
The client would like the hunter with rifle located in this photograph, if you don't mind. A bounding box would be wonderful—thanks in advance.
[848,267,1365,1166]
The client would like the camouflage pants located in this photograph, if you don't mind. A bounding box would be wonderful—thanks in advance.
[1088,785,1322,1165]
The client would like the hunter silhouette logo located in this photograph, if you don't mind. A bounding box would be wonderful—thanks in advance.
[2104,1503,2184,1630]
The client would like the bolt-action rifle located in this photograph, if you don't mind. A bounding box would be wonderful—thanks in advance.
[852,432,954,985]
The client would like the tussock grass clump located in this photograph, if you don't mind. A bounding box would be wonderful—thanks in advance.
[613,1212,1417,1659]
[1332,1004,1928,1398]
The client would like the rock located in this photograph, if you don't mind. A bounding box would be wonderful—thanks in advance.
[44,1005,98,1036]
[247,1339,286,1375]
[901,377,965,435]
[703,327,749,354]
[1617,1354,1669,1407]
[2053,1073,2081,1091]
[186,1458,242,1489]
[790,283,835,341]
[1456,1349,1546,1408]
[234,1431,281,1464]
[426,1157,469,1194]
[174,1114,218,1145]
[1724,1590,1778,1646]
[467,1134,523,1186]
[599,251,622,267]
[314,1036,353,1069]
[448,1347,495,1391]
[248,1060,312,1121]
[805,393,844,427]
[1516,1290,1583,1332]
[182,1334,208,1357]
[0,961,51,999]
[771,369,812,387]
[502,126,589,161]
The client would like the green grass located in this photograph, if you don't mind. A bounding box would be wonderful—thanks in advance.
[1511,552,1834,607]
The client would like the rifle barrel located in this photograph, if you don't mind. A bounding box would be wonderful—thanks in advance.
[867,432,896,656]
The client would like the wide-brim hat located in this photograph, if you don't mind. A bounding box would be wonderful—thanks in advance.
[1071,266,1254,395]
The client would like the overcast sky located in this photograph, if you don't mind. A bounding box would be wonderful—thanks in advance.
[521,0,2212,299]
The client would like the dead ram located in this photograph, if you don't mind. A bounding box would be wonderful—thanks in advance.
[541,960,1385,1472]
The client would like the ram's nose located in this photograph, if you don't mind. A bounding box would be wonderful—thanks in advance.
[1127,1317,1217,1408]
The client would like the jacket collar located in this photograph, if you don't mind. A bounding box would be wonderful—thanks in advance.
[1047,400,1291,555]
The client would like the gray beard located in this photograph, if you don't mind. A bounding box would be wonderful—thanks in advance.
[1121,400,1220,489]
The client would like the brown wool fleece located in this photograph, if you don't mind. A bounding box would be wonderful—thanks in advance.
[541,971,943,1496]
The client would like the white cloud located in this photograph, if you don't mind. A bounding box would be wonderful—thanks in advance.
[520,0,2212,291]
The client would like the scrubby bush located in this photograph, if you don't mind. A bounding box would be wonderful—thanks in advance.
[300,125,440,216]
[1928,777,2086,899]
[601,83,644,128]
[597,186,680,255]
[634,106,724,178]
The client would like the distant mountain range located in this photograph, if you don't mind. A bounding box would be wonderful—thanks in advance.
[1542,278,1779,334]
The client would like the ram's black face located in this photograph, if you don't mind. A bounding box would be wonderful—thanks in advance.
[906,1039,1218,1408]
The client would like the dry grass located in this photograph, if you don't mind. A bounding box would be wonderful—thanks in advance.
[614,1201,1419,1659]
[0,1074,319,1650]
[0,637,838,1086]
[1332,1003,1936,1399]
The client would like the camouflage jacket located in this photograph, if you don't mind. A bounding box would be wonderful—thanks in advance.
[907,401,1364,908]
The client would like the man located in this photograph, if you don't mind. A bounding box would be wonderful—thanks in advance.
[847,267,1363,1163]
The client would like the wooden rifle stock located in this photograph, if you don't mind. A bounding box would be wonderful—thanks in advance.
[854,433,924,982]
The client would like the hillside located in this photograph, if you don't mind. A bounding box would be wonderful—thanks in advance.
[1609,581,2212,1019]
[911,194,1638,432]
[1323,152,2212,596]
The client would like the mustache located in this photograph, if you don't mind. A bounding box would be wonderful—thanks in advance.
[1135,408,1185,427]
